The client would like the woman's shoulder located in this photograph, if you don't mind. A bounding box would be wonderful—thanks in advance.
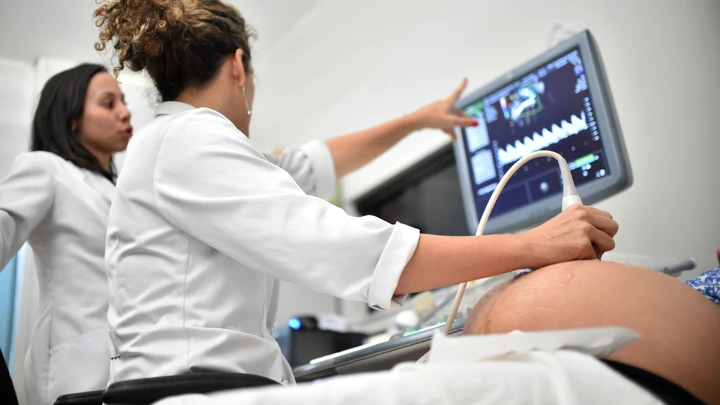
[0,152,63,198]
[7,152,95,188]
[10,151,70,174]
[173,107,245,136]
[163,108,254,149]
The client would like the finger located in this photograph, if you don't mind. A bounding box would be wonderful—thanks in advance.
[450,107,468,117]
[569,204,613,220]
[442,128,458,140]
[573,236,599,261]
[452,116,478,128]
[588,226,616,256]
[585,214,619,237]
[447,78,468,105]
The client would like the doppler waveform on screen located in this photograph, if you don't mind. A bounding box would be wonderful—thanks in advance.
[497,111,588,165]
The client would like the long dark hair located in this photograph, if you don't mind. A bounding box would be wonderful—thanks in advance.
[31,63,116,182]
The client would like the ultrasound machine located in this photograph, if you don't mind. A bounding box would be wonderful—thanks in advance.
[293,29,633,383]
[453,30,631,235]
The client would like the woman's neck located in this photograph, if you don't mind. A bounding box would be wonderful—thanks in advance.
[97,154,111,172]
[176,81,249,135]
[84,143,111,173]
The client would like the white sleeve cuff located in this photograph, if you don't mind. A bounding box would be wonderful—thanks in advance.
[299,140,337,201]
[368,222,421,310]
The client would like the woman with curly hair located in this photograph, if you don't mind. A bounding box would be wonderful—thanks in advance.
[93,0,618,386]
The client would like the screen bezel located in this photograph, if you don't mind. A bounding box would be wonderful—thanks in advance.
[453,30,632,235]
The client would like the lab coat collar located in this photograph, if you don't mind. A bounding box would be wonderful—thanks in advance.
[82,170,114,206]
[155,101,244,136]
[155,101,196,118]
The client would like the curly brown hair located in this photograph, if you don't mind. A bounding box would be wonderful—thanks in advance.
[94,0,254,101]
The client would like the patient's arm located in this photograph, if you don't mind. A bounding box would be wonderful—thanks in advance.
[463,261,720,404]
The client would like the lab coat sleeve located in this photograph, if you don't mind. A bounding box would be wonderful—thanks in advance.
[262,140,336,200]
[0,153,55,270]
[153,117,419,310]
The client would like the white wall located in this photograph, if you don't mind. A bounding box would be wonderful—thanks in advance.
[251,0,720,289]
[0,59,34,178]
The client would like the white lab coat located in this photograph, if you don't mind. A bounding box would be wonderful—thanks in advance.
[106,102,419,385]
[0,152,115,405]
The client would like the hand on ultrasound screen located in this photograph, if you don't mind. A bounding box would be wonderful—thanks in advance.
[406,78,478,138]
[519,205,619,269]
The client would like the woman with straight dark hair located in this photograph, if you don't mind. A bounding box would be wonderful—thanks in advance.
[0,63,132,405]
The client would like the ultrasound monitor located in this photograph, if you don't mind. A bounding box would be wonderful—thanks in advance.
[454,30,631,235]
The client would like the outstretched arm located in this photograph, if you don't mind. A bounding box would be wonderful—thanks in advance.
[0,153,55,270]
[325,79,478,177]
[396,204,619,294]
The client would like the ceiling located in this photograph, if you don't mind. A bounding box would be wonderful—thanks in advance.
[0,0,320,65]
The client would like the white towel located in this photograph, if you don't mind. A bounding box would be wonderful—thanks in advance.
[153,328,661,405]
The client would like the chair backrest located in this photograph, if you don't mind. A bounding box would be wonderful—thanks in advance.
[103,372,281,405]
[0,347,19,405]
[53,390,105,405]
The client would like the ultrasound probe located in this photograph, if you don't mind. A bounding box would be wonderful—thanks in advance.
[443,150,584,335]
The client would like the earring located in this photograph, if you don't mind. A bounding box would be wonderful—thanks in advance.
[242,86,252,117]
